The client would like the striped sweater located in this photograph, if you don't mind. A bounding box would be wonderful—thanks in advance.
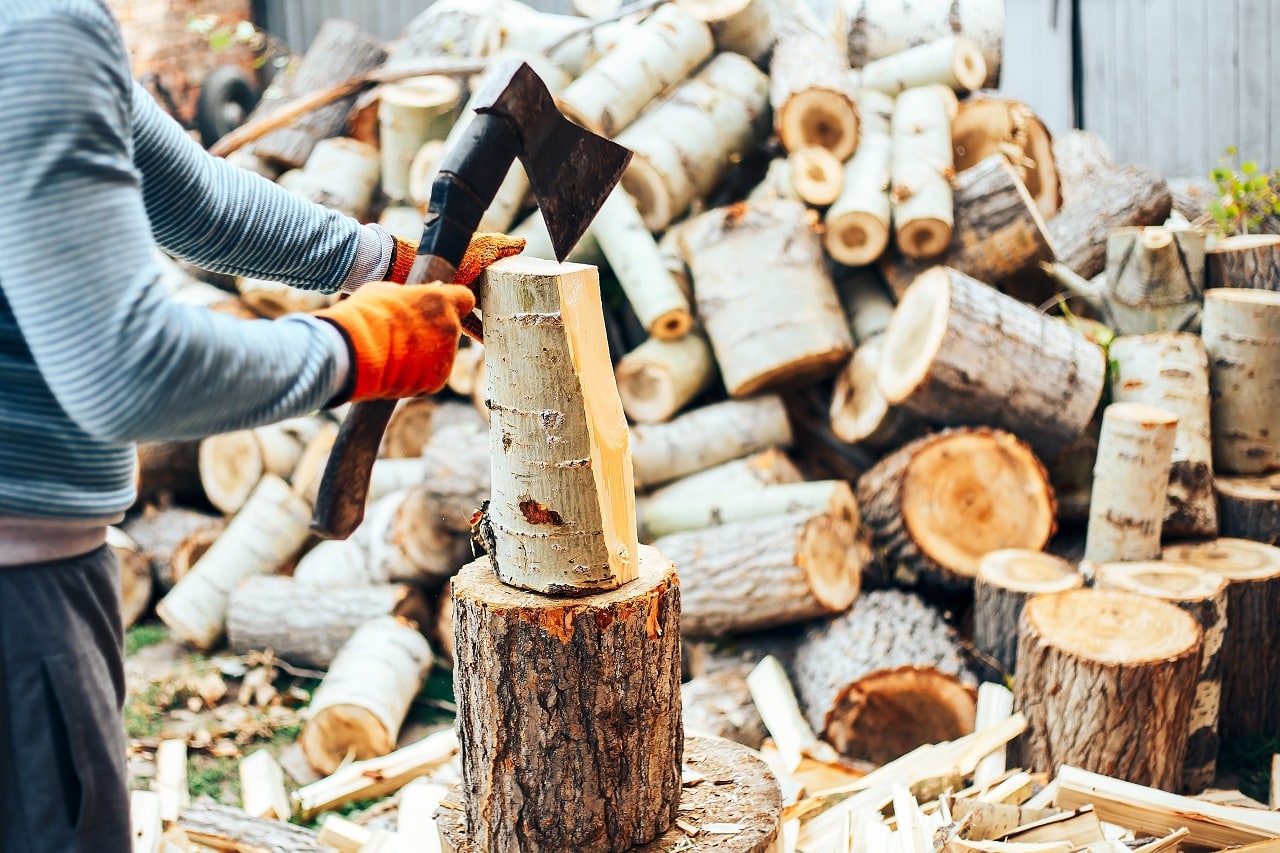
[0,0,395,523]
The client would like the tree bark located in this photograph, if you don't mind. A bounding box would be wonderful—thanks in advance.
[890,85,956,259]
[109,527,153,629]
[877,266,1107,460]
[838,0,1004,89]
[682,669,769,749]
[1013,588,1202,790]
[951,96,1060,219]
[1047,164,1172,279]
[788,588,978,764]
[451,548,682,853]
[1100,226,1206,334]
[1205,234,1280,291]
[825,90,894,266]
[120,506,225,595]
[972,549,1082,676]
[615,331,716,424]
[680,200,852,397]
[676,0,776,65]
[1052,129,1112,208]
[1202,288,1280,475]
[1216,474,1280,545]
[856,428,1056,591]
[768,0,859,160]
[855,35,987,95]
[178,803,331,853]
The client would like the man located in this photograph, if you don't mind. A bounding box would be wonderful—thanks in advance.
[0,2,519,850]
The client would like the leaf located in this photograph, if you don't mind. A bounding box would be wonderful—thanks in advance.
[208,28,232,52]
[1244,160,1260,175]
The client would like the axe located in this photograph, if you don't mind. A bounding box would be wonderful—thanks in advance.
[311,59,632,540]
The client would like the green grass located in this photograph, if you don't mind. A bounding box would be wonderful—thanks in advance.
[124,622,169,656]
[123,681,169,739]
[1218,734,1280,804]
[189,755,241,803]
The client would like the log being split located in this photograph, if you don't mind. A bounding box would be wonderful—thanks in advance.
[890,86,956,259]
[788,589,977,764]
[615,331,716,425]
[855,35,987,95]
[1047,165,1172,280]
[481,257,639,594]
[1202,288,1280,475]
[377,75,461,202]
[680,200,852,397]
[877,266,1107,461]
[1084,402,1179,563]
[676,0,775,65]
[856,428,1056,591]
[825,89,894,266]
[1090,562,1228,794]
[298,616,434,776]
[972,549,1082,676]
[682,669,769,749]
[951,97,1060,219]
[450,549,683,853]
[1098,226,1206,335]
[837,0,1005,89]
[617,52,771,231]
[1109,333,1217,537]
[1216,474,1280,545]
[1162,538,1280,742]
[1206,234,1280,291]
[651,496,868,637]
[1014,588,1202,790]
[768,0,859,160]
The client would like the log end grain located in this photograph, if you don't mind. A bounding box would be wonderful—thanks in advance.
[825,210,892,266]
[1023,587,1200,665]
[896,217,953,259]
[1162,537,1280,582]
[789,145,845,207]
[778,89,859,162]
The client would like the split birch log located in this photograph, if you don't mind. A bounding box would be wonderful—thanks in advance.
[1202,288,1280,475]
[617,52,771,231]
[1161,538,1280,742]
[119,506,224,595]
[879,153,1055,298]
[481,257,639,594]
[377,76,460,203]
[856,35,987,95]
[451,549,683,852]
[1090,226,1207,334]
[1216,474,1280,545]
[1205,234,1280,291]
[226,576,431,669]
[1052,129,1112,208]
[825,89,894,266]
[198,416,326,515]
[615,330,715,424]
[178,803,325,853]
[830,338,925,448]
[838,0,1004,89]
[877,266,1107,460]
[1047,165,1172,280]
[676,0,775,64]
[1090,562,1228,793]
[299,616,434,776]
[135,440,206,509]
[651,499,868,637]
[972,549,1082,676]
[278,137,382,221]
[630,395,794,489]
[557,3,713,137]
[682,668,769,749]
[254,21,387,170]
[1110,333,1217,537]
[952,97,1060,219]
[240,749,291,821]
[590,187,695,340]
[640,479,854,540]
[109,527,153,629]
[1084,402,1179,563]
[856,428,1056,590]
[681,200,852,396]
[788,589,978,764]
[768,0,859,159]
[890,85,956,258]
[156,474,312,650]
[1014,588,1202,789]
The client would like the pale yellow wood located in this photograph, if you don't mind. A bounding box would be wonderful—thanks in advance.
[378,75,460,202]
[239,749,291,821]
[746,656,840,774]
[890,86,955,258]
[132,790,163,853]
[972,683,1014,789]
[317,814,370,852]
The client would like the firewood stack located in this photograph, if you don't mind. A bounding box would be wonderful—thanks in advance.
[119,0,1280,845]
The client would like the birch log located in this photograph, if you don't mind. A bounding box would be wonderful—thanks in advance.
[890,85,956,258]
[1014,588,1202,790]
[952,96,1061,219]
[178,803,326,853]
[615,331,715,424]
[972,549,1082,676]
[1047,165,1172,280]
[856,35,987,95]
[682,668,769,749]
[1216,474,1280,545]
[617,52,771,231]
[377,76,460,202]
[681,200,852,397]
[1091,562,1228,793]
[198,416,326,515]
[1202,288,1280,475]
[1110,333,1217,537]
[1100,226,1206,334]
[120,506,225,594]
[838,0,1004,89]
[838,269,897,346]
[640,479,856,540]
[830,339,925,448]
[1052,129,1112,207]
[768,0,860,160]
[110,527,153,629]
[279,137,381,221]
[877,267,1107,460]
[676,0,775,64]
[825,89,894,266]
[788,589,978,764]
[788,146,846,207]
[1205,234,1280,291]
[299,617,434,776]
[856,428,1056,591]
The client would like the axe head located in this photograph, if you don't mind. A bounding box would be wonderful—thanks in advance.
[472,59,632,261]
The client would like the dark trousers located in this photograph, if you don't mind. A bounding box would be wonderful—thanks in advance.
[0,546,131,853]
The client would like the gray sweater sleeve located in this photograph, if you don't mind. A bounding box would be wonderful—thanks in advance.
[0,11,350,442]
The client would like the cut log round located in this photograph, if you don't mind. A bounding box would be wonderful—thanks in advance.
[1216,474,1280,545]
[856,428,1056,591]
[406,139,447,209]
[451,548,682,853]
[838,0,1004,89]
[1047,164,1172,280]
[682,669,769,749]
[135,440,206,509]
[377,75,460,203]
[830,339,925,448]
[199,417,324,515]
[169,526,220,588]
[1014,588,1203,789]
[788,146,845,207]
[109,527,153,629]
[972,549,1082,676]
[1090,561,1228,794]
[1110,333,1217,537]
[951,97,1060,219]
[226,576,432,669]
[680,200,852,397]
[877,266,1107,460]
[1205,234,1280,291]
[615,331,716,424]
[768,0,859,159]
[640,479,854,541]
[1161,538,1280,742]
[1101,226,1206,335]
[825,90,894,266]
[120,506,225,595]
[651,498,867,638]
[1202,288,1280,475]
[788,588,978,764]
[299,616,434,776]
[856,35,987,95]
[617,52,771,231]
[676,0,775,65]
[890,85,956,259]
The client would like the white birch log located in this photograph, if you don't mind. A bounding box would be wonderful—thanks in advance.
[745,157,800,205]
[825,89,894,266]
[838,269,896,345]
[198,416,325,514]
[1100,226,1207,335]
[675,0,775,64]
[656,222,692,300]
[681,200,853,397]
[1110,333,1217,537]
[299,616,434,776]
[156,474,312,650]
[891,85,956,258]
[557,3,713,137]
[236,277,334,319]
[641,479,858,540]
[791,146,845,207]
[377,76,461,203]
[1202,288,1280,475]
[615,330,716,424]
[877,266,1107,461]
[856,35,987,95]
[768,0,860,160]
[283,138,381,221]
[378,204,426,242]
[406,140,447,209]
[617,52,771,231]
[830,338,924,448]
[838,0,1004,88]
[1084,402,1179,563]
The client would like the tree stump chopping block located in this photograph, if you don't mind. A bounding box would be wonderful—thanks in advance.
[451,548,683,853]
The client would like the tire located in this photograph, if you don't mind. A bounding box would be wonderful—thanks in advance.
[196,65,260,149]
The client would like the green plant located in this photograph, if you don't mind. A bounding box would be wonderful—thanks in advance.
[1210,147,1280,236]
[124,622,169,657]
[186,15,290,70]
